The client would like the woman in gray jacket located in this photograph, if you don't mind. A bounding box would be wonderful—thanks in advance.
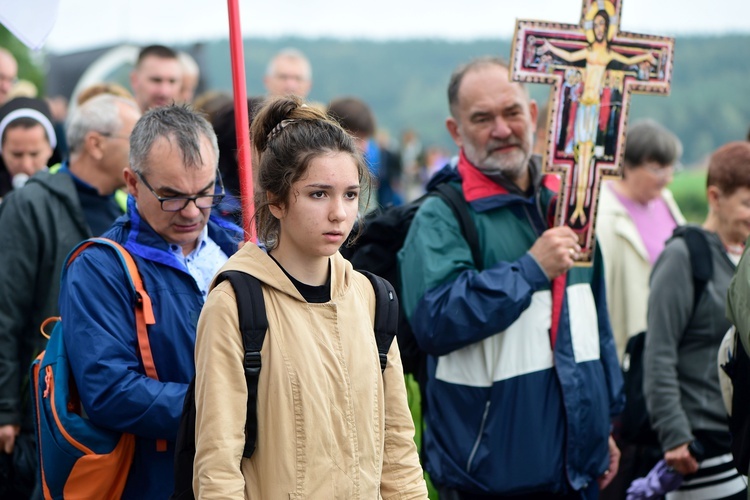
[644,141,750,499]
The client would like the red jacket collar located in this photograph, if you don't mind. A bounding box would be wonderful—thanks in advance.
[457,150,560,202]
[457,150,509,202]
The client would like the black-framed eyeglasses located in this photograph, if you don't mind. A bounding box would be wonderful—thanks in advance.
[136,170,225,212]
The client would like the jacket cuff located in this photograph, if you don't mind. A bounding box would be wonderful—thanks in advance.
[660,426,694,454]
[519,252,550,289]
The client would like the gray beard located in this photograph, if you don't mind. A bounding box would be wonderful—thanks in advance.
[474,161,523,178]
[477,156,540,196]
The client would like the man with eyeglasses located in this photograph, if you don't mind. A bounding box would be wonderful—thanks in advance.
[0,93,140,499]
[58,104,242,499]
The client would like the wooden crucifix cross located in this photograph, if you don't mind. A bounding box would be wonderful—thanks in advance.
[510,0,674,264]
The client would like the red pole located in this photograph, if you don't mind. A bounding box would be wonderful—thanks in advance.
[227,0,256,242]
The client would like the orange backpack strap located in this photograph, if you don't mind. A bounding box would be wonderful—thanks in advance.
[67,237,167,452]
[68,238,158,379]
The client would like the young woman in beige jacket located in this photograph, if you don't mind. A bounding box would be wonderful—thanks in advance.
[192,96,428,499]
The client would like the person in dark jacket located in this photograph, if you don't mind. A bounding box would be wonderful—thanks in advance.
[0,93,141,499]
[59,104,242,499]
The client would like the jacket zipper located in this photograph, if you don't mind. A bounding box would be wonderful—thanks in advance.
[466,400,491,472]
[524,198,547,237]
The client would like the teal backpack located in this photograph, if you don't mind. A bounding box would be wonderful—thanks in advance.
[30,237,162,499]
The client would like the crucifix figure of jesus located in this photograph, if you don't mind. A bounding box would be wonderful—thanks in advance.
[510,0,674,263]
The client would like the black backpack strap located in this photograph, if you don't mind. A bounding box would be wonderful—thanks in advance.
[680,227,713,315]
[432,182,483,271]
[215,270,268,459]
[359,270,398,373]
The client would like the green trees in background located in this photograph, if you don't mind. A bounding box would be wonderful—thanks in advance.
[200,35,748,168]
[670,170,708,223]
[25,33,750,170]
[628,35,750,168]
[209,35,730,222]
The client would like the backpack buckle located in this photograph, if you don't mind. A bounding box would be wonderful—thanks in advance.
[244,351,261,376]
[379,352,388,372]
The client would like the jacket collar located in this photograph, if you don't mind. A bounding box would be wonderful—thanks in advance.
[215,243,355,303]
[123,195,242,272]
[445,149,559,214]
[26,162,91,236]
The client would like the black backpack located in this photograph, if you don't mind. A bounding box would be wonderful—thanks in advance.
[340,181,482,380]
[171,269,398,499]
[619,226,713,446]
[721,328,750,472]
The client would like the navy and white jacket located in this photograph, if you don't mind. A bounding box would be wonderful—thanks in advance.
[398,154,624,497]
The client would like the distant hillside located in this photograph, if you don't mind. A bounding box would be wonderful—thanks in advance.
[39,35,746,168]
[200,37,511,153]
[196,35,749,167]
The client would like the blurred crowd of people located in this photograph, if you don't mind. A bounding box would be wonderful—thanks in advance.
[1,37,750,500]
[0,44,454,213]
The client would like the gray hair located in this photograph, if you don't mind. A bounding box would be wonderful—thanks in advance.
[65,94,139,154]
[178,51,199,77]
[624,119,683,168]
[129,104,219,174]
[265,47,312,80]
[447,57,527,119]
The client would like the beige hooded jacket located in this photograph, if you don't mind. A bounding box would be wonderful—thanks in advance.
[193,243,428,499]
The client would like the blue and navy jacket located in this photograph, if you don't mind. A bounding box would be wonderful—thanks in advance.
[59,198,242,499]
[398,154,624,496]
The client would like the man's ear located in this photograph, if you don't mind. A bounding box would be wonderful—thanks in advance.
[528,99,539,134]
[123,168,139,198]
[446,117,463,148]
[85,131,105,161]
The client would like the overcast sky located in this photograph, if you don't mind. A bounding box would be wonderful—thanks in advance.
[44,0,750,53]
